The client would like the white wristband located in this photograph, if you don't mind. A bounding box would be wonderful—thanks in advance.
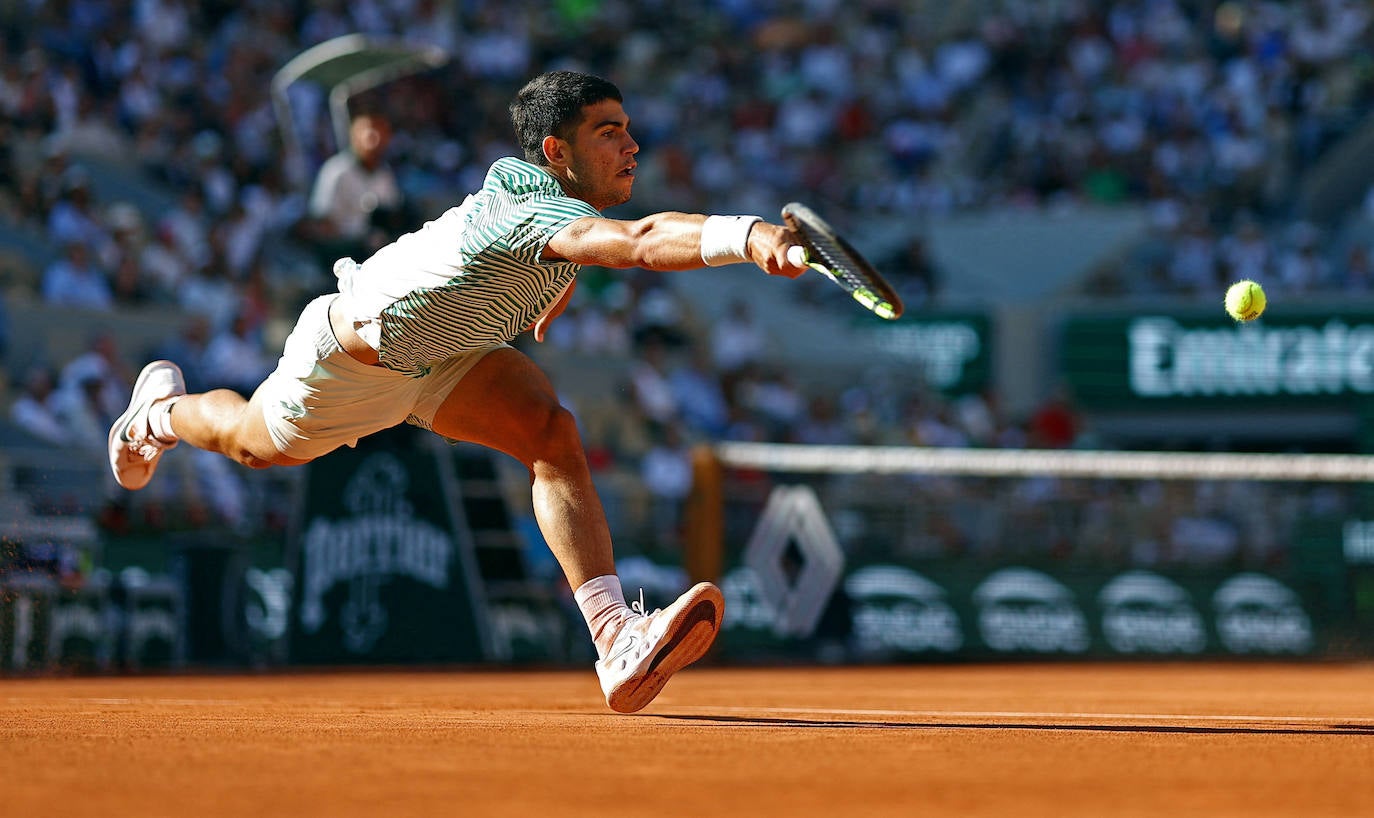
[700,215,762,266]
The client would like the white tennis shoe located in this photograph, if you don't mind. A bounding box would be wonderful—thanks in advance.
[595,581,724,713]
[107,360,186,491]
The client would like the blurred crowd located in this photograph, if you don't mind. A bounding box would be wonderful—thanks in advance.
[3,0,1374,567]
[782,466,1343,571]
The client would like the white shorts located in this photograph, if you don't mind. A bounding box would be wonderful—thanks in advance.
[257,294,504,460]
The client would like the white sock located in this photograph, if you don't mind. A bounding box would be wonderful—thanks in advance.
[573,575,632,660]
[147,396,182,443]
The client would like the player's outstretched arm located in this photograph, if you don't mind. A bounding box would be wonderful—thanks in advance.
[546,213,808,279]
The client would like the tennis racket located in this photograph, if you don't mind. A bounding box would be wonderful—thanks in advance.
[782,202,904,320]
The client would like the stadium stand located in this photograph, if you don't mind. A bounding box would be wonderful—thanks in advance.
[2,0,1373,589]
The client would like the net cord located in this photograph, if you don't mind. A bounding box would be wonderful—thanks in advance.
[714,442,1374,483]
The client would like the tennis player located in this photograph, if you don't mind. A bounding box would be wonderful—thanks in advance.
[108,70,808,712]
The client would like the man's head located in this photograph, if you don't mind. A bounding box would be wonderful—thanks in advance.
[348,113,392,168]
[510,71,638,210]
[511,71,623,164]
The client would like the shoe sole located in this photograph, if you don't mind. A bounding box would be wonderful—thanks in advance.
[606,583,724,714]
[107,361,180,490]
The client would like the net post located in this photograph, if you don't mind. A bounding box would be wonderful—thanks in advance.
[684,443,725,584]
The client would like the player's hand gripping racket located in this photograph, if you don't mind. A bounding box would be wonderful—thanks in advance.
[782,202,904,320]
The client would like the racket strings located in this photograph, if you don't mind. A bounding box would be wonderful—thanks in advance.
[784,202,903,319]
[808,236,867,291]
[814,247,882,304]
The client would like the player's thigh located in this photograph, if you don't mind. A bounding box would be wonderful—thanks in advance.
[242,384,313,467]
[429,346,575,465]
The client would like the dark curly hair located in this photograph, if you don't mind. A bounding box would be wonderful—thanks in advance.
[509,71,623,166]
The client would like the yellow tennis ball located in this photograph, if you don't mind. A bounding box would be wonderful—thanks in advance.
[1224,279,1266,322]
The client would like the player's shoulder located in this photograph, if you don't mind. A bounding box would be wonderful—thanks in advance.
[481,157,598,221]
[484,156,562,196]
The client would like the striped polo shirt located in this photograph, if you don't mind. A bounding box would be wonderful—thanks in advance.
[338,156,599,376]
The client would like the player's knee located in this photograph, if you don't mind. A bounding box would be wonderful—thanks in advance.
[533,403,583,459]
[541,403,581,444]
[222,436,282,469]
[231,449,274,469]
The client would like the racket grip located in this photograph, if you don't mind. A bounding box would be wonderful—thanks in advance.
[786,245,809,266]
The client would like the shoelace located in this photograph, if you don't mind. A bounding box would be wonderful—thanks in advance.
[629,588,660,619]
[124,420,170,462]
[133,439,167,461]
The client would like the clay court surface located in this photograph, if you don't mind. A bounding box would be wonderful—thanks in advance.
[4,662,1374,817]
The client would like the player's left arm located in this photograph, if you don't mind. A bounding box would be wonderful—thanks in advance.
[544,214,807,278]
[527,278,576,343]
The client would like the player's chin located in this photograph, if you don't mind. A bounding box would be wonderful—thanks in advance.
[609,182,634,206]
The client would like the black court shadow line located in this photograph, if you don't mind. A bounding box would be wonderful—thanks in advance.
[653,713,1374,737]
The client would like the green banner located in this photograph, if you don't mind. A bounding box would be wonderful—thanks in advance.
[0,575,56,671]
[859,312,992,395]
[288,426,489,664]
[718,561,1324,663]
[1062,310,1374,409]
[50,576,114,671]
[1,572,183,672]
[121,575,184,669]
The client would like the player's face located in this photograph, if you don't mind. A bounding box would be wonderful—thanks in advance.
[562,99,639,210]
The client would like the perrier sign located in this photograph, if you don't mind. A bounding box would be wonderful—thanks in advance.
[289,426,488,664]
[1063,310,1374,408]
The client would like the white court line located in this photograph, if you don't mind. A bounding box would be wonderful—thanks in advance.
[81,697,247,706]
[671,705,1374,725]
[6,697,271,707]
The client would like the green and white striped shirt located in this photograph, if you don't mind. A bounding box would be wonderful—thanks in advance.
[338,156,599,376]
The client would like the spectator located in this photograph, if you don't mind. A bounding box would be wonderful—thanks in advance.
[739,365,807,438]
[148,314,212,394]
[51,368,114,452]
[1342,244,1374,293]
[628,273,689,349]
[627,338,679,425]
[911,402,971,448]
[201,310,273,396]
[109,253,151,305]
[189,131,236,216]
[574,302,633,355]
[639,421,694,548]
[710,298,766,375]
[46,167,114,260]
[178,259,240,331]
[301,111,407,266]
[1167,219,1220,295]
[794,394,851,445]
[212,200,266,280]
[0,285,8,361]
[140,224,192,302]
[42,240,113,310]
[884,235,942,309]
[9,366,67,446]
[157,188,211,270]
[1028,386,1082,449]
[668,347,730,438]
[59,330,134,422]
[1219,217,1271,284]
[1277,224,1331,294]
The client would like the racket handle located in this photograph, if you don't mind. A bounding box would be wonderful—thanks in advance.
[786,245,809,266]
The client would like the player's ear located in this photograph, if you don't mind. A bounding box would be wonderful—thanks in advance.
[542,135,569,168]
